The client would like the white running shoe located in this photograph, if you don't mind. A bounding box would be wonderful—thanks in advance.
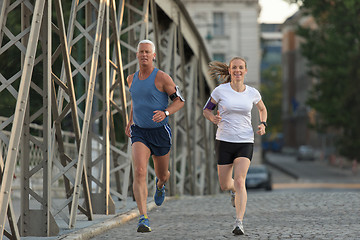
[232,219,244,235]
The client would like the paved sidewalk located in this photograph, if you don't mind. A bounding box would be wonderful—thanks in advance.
[19,197,154,240]
[266,152,360,183]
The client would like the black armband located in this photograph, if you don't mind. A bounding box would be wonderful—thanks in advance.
[169,86,185,102]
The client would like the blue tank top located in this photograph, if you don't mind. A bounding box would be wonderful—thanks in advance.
[130,68,169,128]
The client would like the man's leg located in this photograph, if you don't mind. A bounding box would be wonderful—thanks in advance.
[132,142,151,216]
[153,151,171,189]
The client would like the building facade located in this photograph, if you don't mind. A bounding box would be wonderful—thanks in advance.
[181,0,261,87]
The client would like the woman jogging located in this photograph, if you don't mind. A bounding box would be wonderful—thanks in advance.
[203,57,267,235]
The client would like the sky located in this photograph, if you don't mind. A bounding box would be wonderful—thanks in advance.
[258,0,299,24]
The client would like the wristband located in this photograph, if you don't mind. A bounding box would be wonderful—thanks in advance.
[261,121,267,127]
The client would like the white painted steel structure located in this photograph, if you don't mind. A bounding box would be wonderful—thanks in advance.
[0,0,217,238]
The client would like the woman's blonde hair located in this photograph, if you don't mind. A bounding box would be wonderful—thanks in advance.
[208,57,247,83]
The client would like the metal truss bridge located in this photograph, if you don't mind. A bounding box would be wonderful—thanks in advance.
[0,0,217,238]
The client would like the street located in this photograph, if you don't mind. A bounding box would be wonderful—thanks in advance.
[90,192,359,240]
[88,153,360,240]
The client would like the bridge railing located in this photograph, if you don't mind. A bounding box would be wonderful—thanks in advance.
[0,117,77,167]
[0,0,217,238]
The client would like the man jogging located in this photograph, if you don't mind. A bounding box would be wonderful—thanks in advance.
[125,39,185,232]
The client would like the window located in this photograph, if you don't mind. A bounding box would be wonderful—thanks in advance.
[213,12,224,36]
[213,53,225,62]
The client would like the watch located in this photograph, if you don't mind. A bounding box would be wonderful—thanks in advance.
[261,121,267,127]
[164,110,169,117]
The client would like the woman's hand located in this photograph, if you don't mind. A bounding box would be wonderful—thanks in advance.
[211,110,222,125]
[256,124,266,135]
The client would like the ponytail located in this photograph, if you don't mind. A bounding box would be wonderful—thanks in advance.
[208,61,231,83]
[208,57,247,84]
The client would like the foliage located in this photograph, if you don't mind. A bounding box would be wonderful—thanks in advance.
[0,1,73,122]
[295,0,360,160]
[261,65,283,135]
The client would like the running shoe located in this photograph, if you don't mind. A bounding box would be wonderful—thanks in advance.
[232,219,244,235]
[137,215,151,232]
[230,190,235,208]
[154,177,165,206]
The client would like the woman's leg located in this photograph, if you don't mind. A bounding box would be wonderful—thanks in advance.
[233,157,251,220]
[217,164,235,192]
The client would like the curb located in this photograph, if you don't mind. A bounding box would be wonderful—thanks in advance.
[57,201,159,240]
[265,157,299,180]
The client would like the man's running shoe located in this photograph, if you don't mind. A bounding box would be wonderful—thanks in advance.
[230,190,235,208]
[154,177,165,206]
[232,219,244,235]
[137,215,151,232]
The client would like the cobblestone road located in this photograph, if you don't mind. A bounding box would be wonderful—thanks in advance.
[90,190,360,240]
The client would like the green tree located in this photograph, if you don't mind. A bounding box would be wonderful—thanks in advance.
[261,65,283,135]
[293,0,360,160]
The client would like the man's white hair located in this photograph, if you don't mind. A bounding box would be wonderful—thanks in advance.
[137,39,155,53]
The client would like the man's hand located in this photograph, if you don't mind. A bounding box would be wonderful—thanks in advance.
[152,110,166,123]
[125,122,133,137]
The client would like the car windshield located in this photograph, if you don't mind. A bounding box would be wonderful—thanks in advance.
[247,167,266,174]
[299,145,313,151]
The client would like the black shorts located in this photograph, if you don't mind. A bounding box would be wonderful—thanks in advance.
[215,140,253,165]
[130,124,172,156]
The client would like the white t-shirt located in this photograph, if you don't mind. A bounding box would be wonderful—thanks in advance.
[211,83,261,143]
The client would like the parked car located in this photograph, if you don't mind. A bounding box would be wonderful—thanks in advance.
[245,165,272,191]
[297,145,315,161]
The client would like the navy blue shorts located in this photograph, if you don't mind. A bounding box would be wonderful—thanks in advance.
[215,140,253,165]
[130,124,172,156]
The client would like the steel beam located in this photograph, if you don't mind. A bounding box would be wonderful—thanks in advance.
[0,1,216,238]
[0,1,46,237]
